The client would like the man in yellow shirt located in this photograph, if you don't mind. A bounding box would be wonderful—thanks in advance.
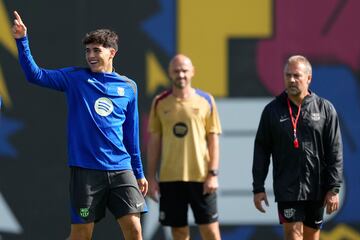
[147,54,222,240]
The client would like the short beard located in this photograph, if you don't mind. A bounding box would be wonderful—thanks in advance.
[173,81,186,89]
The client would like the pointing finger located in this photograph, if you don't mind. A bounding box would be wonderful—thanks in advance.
[14,11,23,24]
[14,19,20,26]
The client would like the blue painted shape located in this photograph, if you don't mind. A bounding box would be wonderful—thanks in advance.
[312,66,360,221]
[0,116,23,157]
[273,225,283,237]
[141,0,176,56]
[217,226,255,240]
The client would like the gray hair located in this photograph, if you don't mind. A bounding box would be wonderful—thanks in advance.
[284,55,312,75]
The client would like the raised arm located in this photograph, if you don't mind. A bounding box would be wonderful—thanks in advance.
[12,11,69,91]
[12,11,27,39]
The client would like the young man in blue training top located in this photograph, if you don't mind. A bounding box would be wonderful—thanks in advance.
[12,11,148,240]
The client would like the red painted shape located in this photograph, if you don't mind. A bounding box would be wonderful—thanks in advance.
[257,0,360,95]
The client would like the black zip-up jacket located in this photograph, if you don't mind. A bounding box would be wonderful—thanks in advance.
[252,91,343,201]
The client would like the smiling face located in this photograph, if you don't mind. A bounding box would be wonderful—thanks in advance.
[85,43,116,73]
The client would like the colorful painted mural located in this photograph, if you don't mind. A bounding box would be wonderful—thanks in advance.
[0,0,359,239]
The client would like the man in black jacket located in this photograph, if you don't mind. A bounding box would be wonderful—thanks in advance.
[252,55,343,240]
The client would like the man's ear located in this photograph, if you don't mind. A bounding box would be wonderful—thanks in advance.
[110,48,117,58]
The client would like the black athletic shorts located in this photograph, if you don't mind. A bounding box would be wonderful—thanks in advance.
[277,201,325,229]
[70,167,147,224]
[159,181,218,227]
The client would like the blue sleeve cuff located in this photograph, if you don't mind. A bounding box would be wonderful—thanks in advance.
[133,168,145,179]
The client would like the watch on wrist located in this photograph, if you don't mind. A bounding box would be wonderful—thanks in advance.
[208,169,219,176]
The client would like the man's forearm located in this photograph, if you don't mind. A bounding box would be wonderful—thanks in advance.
[207,133,220,171]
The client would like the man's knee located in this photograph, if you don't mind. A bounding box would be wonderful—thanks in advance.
[117,213,142,239]
[172,226,190,240]
[283,222,303,240]
[199,222,221,240]
[69,223,94,240]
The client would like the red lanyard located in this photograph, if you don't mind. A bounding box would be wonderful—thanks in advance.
[287,98,302,148]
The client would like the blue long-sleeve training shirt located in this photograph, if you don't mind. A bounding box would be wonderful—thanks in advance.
[16,36,144,179]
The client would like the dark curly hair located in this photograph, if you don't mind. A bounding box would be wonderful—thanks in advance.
[82,29,118,51]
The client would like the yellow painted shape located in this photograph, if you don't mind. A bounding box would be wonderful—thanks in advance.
[321,224,360,240]
[178,0,272,96]
[146,51,170,96]
[0,0,16,108]
[0,65,12,108]
[0,0,17,57]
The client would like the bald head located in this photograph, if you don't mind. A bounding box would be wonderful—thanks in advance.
[168,54,195,89]
[169,54,194,70]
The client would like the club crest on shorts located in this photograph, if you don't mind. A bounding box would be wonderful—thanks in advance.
[79,207,90,218]
[284,208,296,218]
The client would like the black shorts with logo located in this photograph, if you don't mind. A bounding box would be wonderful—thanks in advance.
[70,167,147,224]
[277,201,325,229]
[159,181,218,227]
